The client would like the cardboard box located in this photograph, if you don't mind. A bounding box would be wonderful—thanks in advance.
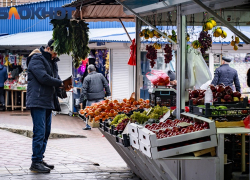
[129,135,140,149]
[128,123,143,138]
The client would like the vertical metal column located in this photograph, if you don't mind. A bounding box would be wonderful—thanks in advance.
[135,17,141,100]
[176,5,186,119]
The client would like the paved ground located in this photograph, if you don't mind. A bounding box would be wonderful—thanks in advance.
[0,110,139,180]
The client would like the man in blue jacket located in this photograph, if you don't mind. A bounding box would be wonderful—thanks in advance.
[0,64,8,107]
[80,65,111,130]
[211,56,241,92]
[26,39,63,173]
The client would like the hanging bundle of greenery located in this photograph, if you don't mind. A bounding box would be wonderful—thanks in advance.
[50,17,90,68]
[50,17,72,56]
[71,19,90,68]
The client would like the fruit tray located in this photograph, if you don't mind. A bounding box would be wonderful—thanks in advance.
[129,134,140,149]
[138,113,216,148]
[79,114,99,128]
[189,103,250,118]
[139,135,217,159]
[128,123,143,138]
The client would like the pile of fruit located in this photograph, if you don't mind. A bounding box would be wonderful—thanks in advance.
[204,19,217,31]
[145,117,209,139]
[230,36,240,51]
[163,44,173,64]
[79,98,150,121]
[209,84,241,102]
[146,45,157,68]
[189,84,242,105]
[213,27,227,39]
[139,29,165,39]
[198,31,212,56]
[115,118,130,132]
[111,114,129,127]
[167,30,177,43]
[130,105,170,125]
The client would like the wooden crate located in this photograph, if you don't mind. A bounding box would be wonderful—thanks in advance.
[215,120,244,128]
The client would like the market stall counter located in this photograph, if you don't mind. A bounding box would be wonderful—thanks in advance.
[5,89,26,111]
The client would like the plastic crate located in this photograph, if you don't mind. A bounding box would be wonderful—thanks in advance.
[189,98,249,118]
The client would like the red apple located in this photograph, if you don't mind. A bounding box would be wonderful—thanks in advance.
[216,85,225,93]
[233,91,241,98]
[191,90,200,98]
[209,85,216,92]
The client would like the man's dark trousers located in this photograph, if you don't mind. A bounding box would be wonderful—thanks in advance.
[30,107,52,162]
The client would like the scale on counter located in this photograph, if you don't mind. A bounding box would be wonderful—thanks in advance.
[148,86,176,107]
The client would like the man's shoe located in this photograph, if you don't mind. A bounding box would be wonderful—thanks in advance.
[83,126,91,130]
[42,160,54,169]
[30,162,50,173]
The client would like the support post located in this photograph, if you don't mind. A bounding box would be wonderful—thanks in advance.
[119,18,132,43]
[135,17,141,100]
[176,5,186,119]
[241,134,246,172]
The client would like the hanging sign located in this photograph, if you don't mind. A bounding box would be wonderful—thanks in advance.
[9,55,15,64]
[22,57,27,69]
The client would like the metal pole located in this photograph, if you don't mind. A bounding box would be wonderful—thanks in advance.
[115,0,176,44]
[192,0,250,44]
[135,17,141,100]
[241,134,246,172]
[176,5,186,119]
[119,18,132,43]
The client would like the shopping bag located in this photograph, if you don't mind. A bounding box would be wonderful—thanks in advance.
[146,70,170,86]
[128,39,136,66]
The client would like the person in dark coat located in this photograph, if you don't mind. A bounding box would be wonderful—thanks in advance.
[26,39,63,173]
[0,64,7,106]
[211,56,241,92]
[80,64,111,130]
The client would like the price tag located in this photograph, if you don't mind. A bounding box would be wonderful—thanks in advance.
[159,110,171,122]
[199,109,203,113]
[177,122,192,127]
[146,107,153,116]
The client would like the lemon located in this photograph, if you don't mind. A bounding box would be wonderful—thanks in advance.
[153,30,158,35]
[144,34,149,40]
[163,32,167,38]
[139,32,144,37]
[235,37,240,44]
[149,31,154,38]
[221,31,227,38]
[234,45,238,51]
[142,29,146,34]
[215,28,222,36]
[205,22,213,30]
[211,20,217,27]
[213,32,219,37]
[231,41,235,46]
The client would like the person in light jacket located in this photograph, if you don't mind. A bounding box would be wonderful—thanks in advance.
[80,64,111,130]
[211,56,241,92]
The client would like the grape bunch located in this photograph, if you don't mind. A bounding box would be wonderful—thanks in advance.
[163,44,173,64]
[115,118,129,131]
[198,31,212,56]
[146,45,157,68]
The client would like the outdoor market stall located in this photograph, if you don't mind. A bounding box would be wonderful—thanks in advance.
[67,0,250,179]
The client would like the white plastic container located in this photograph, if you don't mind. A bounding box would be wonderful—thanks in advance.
[205,87,213,105]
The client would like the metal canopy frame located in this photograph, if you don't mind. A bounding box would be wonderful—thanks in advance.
[192,0,250,44]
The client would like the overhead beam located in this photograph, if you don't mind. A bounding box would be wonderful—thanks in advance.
[115,0,176,44]
[182,0,249,15]
[192,0,250,44]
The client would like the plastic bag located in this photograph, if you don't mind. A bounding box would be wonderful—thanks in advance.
[128,39,136,66]
[243,115,250,129]
[146,70,170,86]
